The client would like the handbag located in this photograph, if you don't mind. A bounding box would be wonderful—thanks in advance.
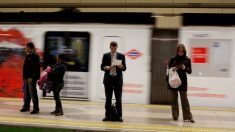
[42,80,53,93]
[168,68,182,88]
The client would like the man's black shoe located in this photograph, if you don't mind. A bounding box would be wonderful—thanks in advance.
[102,117,110,121]
[117,117,123,122]
[50,110,56,115]
[30,110,39,114]
[55,112,63,116]
[20,108,30,112]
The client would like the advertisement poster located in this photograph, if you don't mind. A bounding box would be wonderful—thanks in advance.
[0,28,30,98]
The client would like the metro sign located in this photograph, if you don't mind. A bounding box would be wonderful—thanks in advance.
[125,49,142,59]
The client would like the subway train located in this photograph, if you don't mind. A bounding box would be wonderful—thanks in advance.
[0,10,235,108]
[0,10,154,105]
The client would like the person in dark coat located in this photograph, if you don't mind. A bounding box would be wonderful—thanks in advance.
[101,41,126,122]
[48,53,67,116]
[168,44,195,123]
[20,42,40,114]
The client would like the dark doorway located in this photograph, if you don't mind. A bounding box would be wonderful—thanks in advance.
[151,29,178,104]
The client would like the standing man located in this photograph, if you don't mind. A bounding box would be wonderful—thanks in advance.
[20,42,40,114]
[101,41,126,122]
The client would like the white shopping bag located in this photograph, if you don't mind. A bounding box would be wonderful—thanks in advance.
[168,68,181,88]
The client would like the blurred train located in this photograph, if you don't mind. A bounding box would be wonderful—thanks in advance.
[0,10,235,108]
[0,10,153,104]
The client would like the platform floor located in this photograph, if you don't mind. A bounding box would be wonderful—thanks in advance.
[0,97,235,132]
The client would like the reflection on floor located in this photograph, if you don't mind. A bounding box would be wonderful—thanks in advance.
[0,97,235,132]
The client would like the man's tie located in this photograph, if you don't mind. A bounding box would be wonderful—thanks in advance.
[110,53,117,76]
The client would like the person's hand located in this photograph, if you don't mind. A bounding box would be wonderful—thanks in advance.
[28,78,32,83]
[172,67,177,71]
[180,64,186,70]
[104,66,111,70]
[117,64,123,69]
[46,66,52,72]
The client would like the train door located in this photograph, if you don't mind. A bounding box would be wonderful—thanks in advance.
[44,31,90,99]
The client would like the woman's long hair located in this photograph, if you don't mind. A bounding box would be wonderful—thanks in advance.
[176,44,187,58]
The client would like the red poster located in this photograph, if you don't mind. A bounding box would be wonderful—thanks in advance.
[191,47,208,63]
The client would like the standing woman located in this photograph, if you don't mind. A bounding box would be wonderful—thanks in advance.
[48,53,67,116]
[168,44,195,123]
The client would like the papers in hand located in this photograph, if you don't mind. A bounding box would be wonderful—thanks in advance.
[113,59,122,66]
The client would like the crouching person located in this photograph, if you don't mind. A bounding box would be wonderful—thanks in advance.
[48,53,67,116]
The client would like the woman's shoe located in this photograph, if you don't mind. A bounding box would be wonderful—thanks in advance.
[189,119,195,123]
[184,119,195,123]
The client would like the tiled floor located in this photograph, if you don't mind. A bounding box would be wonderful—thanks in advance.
[0,97,235,132]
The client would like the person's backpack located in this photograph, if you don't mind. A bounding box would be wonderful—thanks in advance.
[110,103,118,121]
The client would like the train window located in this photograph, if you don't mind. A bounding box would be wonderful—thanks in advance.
[43,32,90,72]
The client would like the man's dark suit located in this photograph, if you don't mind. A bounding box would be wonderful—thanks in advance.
[101,52,126,118]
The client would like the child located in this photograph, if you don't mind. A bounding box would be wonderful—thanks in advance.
[38,66,52,97]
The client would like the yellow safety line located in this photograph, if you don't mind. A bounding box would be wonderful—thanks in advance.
[0,115,234,132]
[1,97,235,112]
